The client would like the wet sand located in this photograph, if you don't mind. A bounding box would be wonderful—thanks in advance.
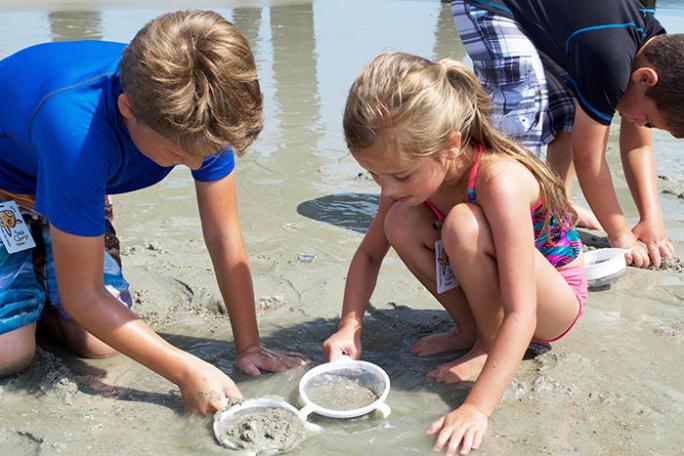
[304,373,379,411]
[1,1,684,455]
[216,406,305,453]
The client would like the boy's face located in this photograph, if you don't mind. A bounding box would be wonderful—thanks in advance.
[118,93,204,170]
[618,86,667,130]
[128,120,204,170]
[617,66,668,131]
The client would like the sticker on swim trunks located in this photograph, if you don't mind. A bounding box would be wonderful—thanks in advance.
[0,200,36,253]
[435,240,458,293]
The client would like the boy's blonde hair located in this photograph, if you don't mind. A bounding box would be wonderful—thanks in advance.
[120,10,263,158]
[344,51,577,231]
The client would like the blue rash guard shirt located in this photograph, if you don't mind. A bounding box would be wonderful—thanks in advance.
[0,40,235,236]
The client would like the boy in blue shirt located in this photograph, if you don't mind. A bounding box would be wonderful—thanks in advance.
[0,10,306,414]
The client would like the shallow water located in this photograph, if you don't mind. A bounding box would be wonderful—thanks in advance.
[1,1,684,455]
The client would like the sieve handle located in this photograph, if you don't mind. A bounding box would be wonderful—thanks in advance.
[298,403,316,421]
[376,402,391,418]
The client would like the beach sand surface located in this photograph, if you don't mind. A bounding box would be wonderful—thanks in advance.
[1,1,683,455]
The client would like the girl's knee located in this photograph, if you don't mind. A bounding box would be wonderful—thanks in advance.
[384,203,418,247]
[441,203,490,254]
[0,325,37,377]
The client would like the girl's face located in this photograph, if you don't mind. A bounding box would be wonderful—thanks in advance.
[352,143,449,205]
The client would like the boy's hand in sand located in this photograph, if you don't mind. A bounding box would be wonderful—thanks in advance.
[179,358,242,414]
[632,219,675,269]
[323,322,361,361]
[427,404,488,455]
[609,230,651,268]
[236,344,309,376]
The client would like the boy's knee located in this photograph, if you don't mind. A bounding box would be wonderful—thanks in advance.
[442,203,487,252]
[67,331,118,359]
[77,343,118,359]
[0,326,37,377]
[54,315,118,359]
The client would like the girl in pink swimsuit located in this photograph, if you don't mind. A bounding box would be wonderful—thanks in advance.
[324,51,587,455]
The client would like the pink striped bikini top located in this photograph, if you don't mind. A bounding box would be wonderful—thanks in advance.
[425,145,582,268]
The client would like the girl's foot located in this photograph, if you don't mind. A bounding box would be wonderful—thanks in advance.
[426,344,488,383]
[411,328,475,356]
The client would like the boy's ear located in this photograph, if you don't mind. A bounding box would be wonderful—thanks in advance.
[444,132,462,159]
[631,66,659,87]
[117,93,136,120]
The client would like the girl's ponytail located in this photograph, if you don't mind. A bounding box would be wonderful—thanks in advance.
[439,58,577,232]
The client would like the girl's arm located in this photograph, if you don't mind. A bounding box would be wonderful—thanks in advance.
[430,161,541,455]
[323,194,393,360]
[195,173,307,375]
[463,162,539,416]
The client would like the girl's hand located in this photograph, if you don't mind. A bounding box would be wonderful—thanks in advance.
[323,322,361,361]
[178,357,242,414]
[236,344,309,376]
[427,404,488,455]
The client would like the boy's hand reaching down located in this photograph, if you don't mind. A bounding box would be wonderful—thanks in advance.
[632,219,675,269]
[179,357,242,414]
[237,344,309,376]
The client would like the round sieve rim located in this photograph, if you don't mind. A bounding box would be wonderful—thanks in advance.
[298,358,391,419]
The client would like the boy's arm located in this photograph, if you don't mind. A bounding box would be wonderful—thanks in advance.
[619,119,674,267]
[195,173,307,376]
[50,226,240,414]
[323,194,392,361]
[572,104,650,267]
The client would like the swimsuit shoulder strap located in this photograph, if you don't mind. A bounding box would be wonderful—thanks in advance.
[466,144,484,204]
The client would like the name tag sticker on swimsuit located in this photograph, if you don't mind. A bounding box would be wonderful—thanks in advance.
[435,240,458,293]
[0,200,36,253]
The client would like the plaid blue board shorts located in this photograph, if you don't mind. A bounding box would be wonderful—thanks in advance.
[451,0,575,156]
[0,199,132,335]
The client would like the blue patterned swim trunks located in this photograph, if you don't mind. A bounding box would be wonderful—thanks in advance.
[0,198,132,335]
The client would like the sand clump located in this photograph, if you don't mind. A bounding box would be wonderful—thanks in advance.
[0,347,77,398]
[217,407,305,454]
[647,256,684,273]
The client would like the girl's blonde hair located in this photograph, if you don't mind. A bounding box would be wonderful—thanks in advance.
[343,51,577,230]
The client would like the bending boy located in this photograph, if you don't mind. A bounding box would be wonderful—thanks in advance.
[0,11,305,413]
[451,0,680,267]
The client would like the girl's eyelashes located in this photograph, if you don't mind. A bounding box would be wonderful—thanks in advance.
[394,173,410,182]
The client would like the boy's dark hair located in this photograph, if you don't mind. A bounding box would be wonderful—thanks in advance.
[120,10,263,157]
[642,33,684,138]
